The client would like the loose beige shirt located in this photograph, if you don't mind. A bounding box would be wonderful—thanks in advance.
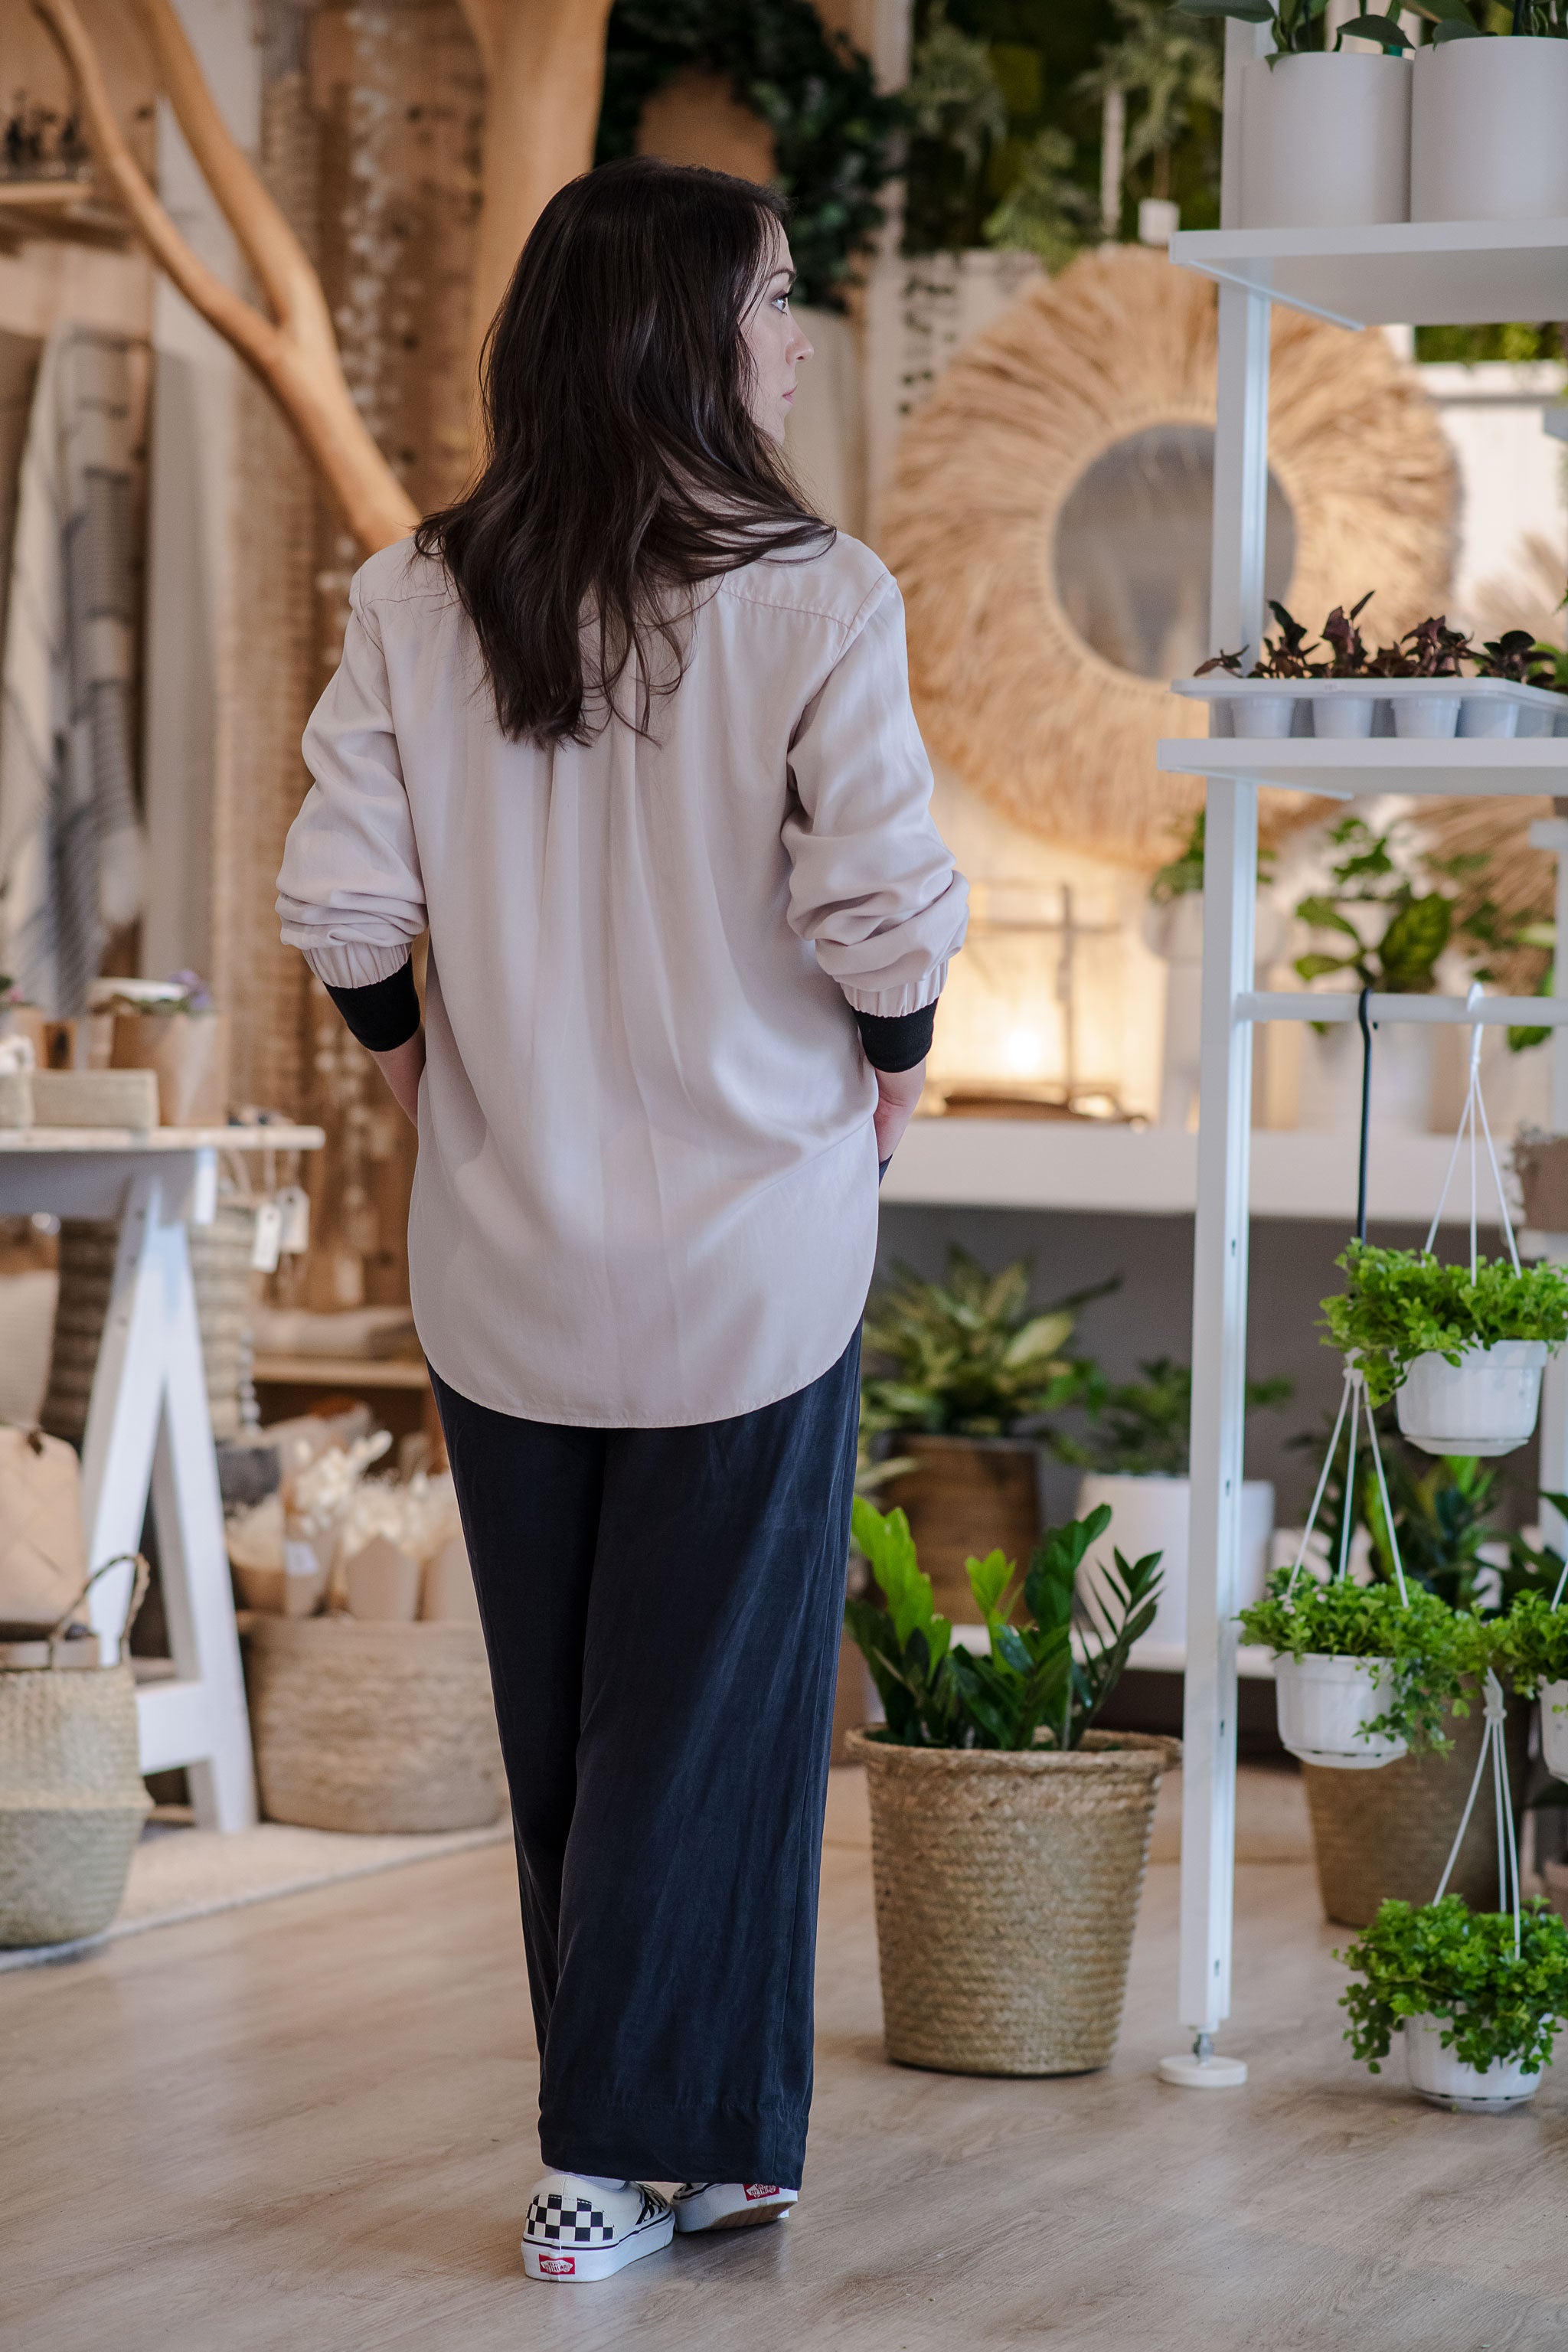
[277,532,967,1426]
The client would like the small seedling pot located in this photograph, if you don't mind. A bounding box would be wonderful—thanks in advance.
[1458,697,1519,741]
[1395,1341,1547,1459]
[1402,2015,1540,2112]
[1411,38,1568,224]
[1274,1652,1406,1771]
[1231,690,1295,738]
[1239,52,1410,230]
[1540,1679,1568,1782]
[1310,691,1377,740]
[1393,691,1462,740]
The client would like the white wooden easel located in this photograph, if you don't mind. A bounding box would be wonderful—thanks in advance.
[0,1122,321,1833]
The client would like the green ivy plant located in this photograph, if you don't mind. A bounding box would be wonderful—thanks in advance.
[845,1498,1161,1752]
[860,1246,1106,1438]
[1493,1566,1568,1695]
[1339,1895,1568,2077]
[1237,1569,1484,1749]
[1320,1240,1568,1409]
[1054,1355,1291,1478]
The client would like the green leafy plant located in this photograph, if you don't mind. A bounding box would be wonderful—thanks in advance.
[1320,1239,1568,1408]
[845,1497,1161,1752]
[1410,0,1568,41]
[1339,1895,1568,2077]
[1148,809,1276,903]
[1238,1569,1482,1749]
[1055,1355,1291,1477]
[1171,0,1406,60]
[1078,0,1224,210]
[860,1246,1107,1438]
[1293,815,1491,996]
[1493,1557,1568,1694]
[983,124,1099,272]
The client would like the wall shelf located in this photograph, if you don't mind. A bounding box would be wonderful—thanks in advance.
[1157,736,1568,799]
[1168,218,1568,331]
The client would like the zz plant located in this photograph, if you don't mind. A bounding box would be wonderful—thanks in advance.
[1321,1240,1568,1409]
[1339,1894,1568,2078]
[846,1497,1161,1753]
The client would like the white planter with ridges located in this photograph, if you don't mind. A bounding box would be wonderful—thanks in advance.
[1395,1341,1547,1459]
[1274,1651,1406,1770]
[1075,1473,1274,1651]
[1411,38,1568,225]
[1540,1679,1568,1782]
[1403,2014,1540,2112]
[1240,53,1410,230]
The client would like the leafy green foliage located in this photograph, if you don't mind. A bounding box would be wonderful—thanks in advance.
[1148,810,1275,905]
[1077,0,1223,204]
[1321,1240,1568,1407]
[1339,1896,1568,2076]
[984,123,1099,270]
[861,1246,1106,1437]
[844,1498,1161,1751]
[1238,1569,1485,1749]
[1293,815,1490,997]
[1054,1355,1291,1477]
[1493,1551,1568,1694]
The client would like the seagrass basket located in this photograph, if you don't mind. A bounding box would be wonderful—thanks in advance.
[0,1559,151,1947]
[847,1726,1179,2076]
[244,1615,505,1834]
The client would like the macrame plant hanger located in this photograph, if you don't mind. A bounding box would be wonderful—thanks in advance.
[1432,1668,1521,1955]
[1423,979,1523,1284]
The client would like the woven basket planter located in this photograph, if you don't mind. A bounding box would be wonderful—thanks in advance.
[1302,1684,1530,1929]
[244,1615,505,1834]
[0,1647,149,1947]
[847,1727,1179,2075]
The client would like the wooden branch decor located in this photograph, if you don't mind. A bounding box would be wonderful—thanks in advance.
[34,0,418,555]
[459,0,617,382]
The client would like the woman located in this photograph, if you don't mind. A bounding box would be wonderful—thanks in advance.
[277,157,966,2285]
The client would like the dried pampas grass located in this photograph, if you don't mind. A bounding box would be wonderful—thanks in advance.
[878,244,1457,868]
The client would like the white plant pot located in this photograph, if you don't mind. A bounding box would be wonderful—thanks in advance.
[1395,1340,1547,1459]
[1540,1680,1568,1782]
[1232,689,1295,738]
[1411,38,1568,224]
[1296,1021,1432,1136]
[1459,697,1518,740]
[1274,1651,1406,1769]
[1311,691,1376,740]
[1076,1474,1275,1651]
[1393,691,1462,739]
[1240,52,1410,231]
[1403,2015,1540,2112]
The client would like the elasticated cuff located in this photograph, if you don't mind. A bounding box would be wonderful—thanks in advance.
[855,1001,936,1072]
[325,960,421,1052]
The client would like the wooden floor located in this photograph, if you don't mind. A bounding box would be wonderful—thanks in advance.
[5,1775,1567,2352]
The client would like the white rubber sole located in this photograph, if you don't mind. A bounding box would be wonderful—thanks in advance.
[674,2183,798,2235]
[522,2208,675,2282]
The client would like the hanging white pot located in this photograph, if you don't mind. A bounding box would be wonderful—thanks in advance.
[1395,1340,1547,1459]
[1075,1472,1275,1650]
[1539,1679,1568,1782]
[1296,1020,1432,1136]
[1410,38,1568,224]
[1402,2015,1540,2112]
[1240,53,1411,230]
[1274,1651,1407,1770]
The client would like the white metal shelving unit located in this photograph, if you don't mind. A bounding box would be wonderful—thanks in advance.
[1162,24,1568,2078]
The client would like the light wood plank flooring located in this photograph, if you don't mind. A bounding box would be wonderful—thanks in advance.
[4,1772,1566,2352]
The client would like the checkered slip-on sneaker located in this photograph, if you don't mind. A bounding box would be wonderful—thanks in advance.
[521,2175,675,2282]
[672,2181,799,2234]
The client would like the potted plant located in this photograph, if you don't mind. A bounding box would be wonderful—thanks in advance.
[1339,1891,1568,2110]
[1322,1237,1568,1455]
[1308,592,1380,736]
[844,1497,1178,2074]
[1496,1579,1568,1779]
[1409,3,1568,228]
[1240,1566,1477,1766]
[860,1247,1100,1620]
[1176,0,1413,230]
[1054,1355,1289,1647]
[103,972,230,1127]
[1196,599,1319,735]
[1365,612,1473,737]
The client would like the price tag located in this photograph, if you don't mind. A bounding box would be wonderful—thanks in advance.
[276,1185,311,1254]
[250,1199,284,1272]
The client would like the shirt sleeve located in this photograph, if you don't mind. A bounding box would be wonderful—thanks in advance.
[782,575,968,1018]
[276,577,427,989]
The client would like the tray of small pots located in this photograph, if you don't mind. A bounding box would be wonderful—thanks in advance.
[1174,596,1568,741]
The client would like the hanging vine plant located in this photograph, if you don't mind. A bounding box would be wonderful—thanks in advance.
[595,0,902,310]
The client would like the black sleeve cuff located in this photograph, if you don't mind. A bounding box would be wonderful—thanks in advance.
[855,1001,936,1073]
[325,961,421,1053]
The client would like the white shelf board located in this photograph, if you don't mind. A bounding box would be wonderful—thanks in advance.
[884,1117,1498,1226]
[1157,735,1568,799]
[1168,219,1568,331]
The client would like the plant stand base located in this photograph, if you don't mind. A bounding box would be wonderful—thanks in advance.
[1158,2050,1248,2089]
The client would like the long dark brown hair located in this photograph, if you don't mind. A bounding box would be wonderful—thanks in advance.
[416,157,831,745]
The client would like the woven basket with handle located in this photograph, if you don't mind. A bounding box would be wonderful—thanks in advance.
[847,1726,1179,2076]
[0,1557,151,1947]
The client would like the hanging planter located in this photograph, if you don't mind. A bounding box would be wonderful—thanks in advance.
[1495,1584,1568,1782]
[1396,1340,1547,1458]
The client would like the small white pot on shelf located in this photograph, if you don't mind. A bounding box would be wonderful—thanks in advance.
[1403,2015,1540,2112]
[1274,1651,1407,1769]
[1393,691,1462,739]
[1539,1679,1568,1782]
[1395,1341,1547,1459]
[1232,689,1295,738]
[1240,52,1411,230]
[1411,38,1568,224]
[1311,689,1377,740]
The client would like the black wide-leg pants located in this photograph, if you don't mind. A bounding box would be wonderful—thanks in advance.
[431,1334,860,2189]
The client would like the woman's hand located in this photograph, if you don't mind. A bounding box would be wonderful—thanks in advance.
[873,1060,926,1165]
[371,1028,426,1128]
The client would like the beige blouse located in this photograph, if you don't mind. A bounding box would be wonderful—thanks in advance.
[276,532,967,1427]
